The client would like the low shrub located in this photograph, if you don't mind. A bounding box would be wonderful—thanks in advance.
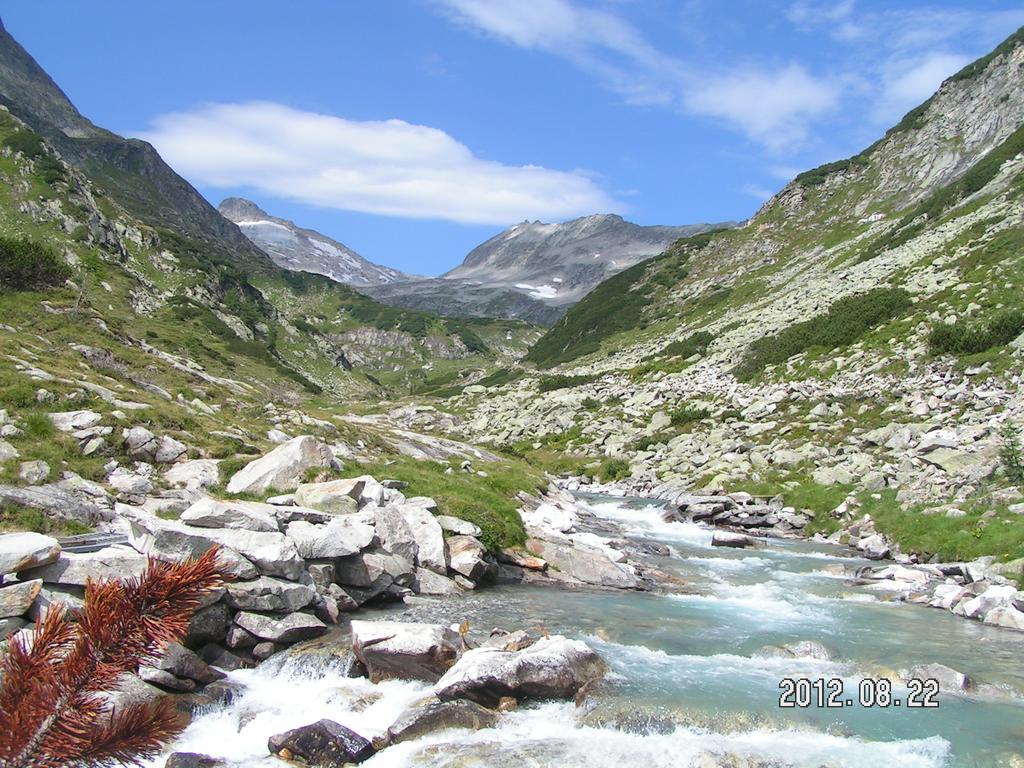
[537,374,598,393]
[735,287,911,380]
[670,405,711,426]
[596,458,631,483]
[0,236,71,291]
[927,309,1024,356]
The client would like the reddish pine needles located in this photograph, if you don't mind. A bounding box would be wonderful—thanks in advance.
[0,547,229,768]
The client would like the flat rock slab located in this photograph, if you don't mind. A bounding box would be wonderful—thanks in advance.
[180,498,280,533]
[387,697,499,745]
[0,485,103,526]
[226,436,333,495]
[226,576,316,613]
[20,547,148,586]
[285,518,375,559]
[0,531,60,575]
[351,620,462,683]
[234,611,327,643]
[435,635,607,708]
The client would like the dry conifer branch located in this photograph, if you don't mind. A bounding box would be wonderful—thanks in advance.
[0,547,229,768]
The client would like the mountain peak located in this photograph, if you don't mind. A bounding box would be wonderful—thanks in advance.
[218,197,270,221]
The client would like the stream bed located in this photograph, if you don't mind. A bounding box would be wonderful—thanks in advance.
[161,495,1024,767]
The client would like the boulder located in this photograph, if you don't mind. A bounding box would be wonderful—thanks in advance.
[857,534,890,560]
[434,636,607,708]
[0,578,42,618]
[226,577,316,613]
[49,410,102,432]
[959,584,1018,619]
[374,506,419,563]
[285,518,375,559]
[20,548,147,586]
[0,532,60,575]
[234,611,327,644]
[187,603,231,647]
[446,536,490,582]
[436,515,482,537]
[126,514,258,580]
[179,527,304,580]
[0,440,17,461]
[268,719,374,765]
[226,436,333,495]
[107,467,153,498]
[165,460,221,491]
[0,485,103,526]
[386,697,498,745]
[294,478,362,515]
[907,663,972,693]
[335,550,414,601]
[711,531,754,549]
[351,620,462,683]
[983,606,1024,631]
[398,504,447,574]
[526,539,637,589]
[180,498,280,533]
[415,568,463,596]
[156,642,224,685]
[18,460,50,485]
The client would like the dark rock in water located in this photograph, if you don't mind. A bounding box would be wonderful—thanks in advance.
[434,636,607,708]
[386,697,499,745]
[198,643,251,672]
[158,642,225,685]
[165,753,226,768]
[711,531,754,549]
[203,678,247,707]
[268,719,375,765]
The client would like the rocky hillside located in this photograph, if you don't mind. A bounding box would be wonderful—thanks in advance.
[442,26,1024,569]
[219,197,414,287]
[364,214,731,324]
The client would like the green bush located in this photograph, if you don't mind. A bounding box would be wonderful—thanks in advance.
[735,287,911,380]
[23,413,55,439]
[537,374,598,393]
[596,458,631,482]
[655,331,714,360]
[3,130,47,159]
[669,404,711,426]
[476,368,524,389]
[0,237,71,291]
[1000,421,1024,487]
[927,309,1024,356]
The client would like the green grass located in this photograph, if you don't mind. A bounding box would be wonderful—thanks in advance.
[734,287,911,380]
[927,309,1024,356]
[669,404,711,427]
[864,490,1024,563]
[0,503,92,536]
[351,456,547,550]
[475,367,525,389]
[743,474,852,536]
[594,458,631,483]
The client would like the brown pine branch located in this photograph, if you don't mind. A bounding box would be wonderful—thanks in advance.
[0,547,229,768]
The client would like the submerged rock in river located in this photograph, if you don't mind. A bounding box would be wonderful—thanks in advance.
[268,718,375,765]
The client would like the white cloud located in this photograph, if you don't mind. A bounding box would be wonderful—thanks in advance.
[873,52,971,124]
[741,184,775,201]
[138,101,617,226]
[435,0,841,152]
[684,64,840,151]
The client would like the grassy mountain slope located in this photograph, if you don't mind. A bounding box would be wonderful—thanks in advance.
[452,27,1024,566]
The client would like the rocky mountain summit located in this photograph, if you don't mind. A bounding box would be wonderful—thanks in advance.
[219,197,414,287]
[364,214,731,324]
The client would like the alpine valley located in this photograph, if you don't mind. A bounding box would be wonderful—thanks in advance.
[1,13,1024,768]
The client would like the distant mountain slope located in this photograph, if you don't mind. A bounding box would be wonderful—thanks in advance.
[365,215,733,324]
[219,197,415,287]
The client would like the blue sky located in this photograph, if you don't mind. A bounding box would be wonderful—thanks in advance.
[4,1,1024,275]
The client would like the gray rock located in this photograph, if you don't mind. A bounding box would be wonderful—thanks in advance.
[857,533,891,560]
[335,550,414,602]
[0,531,60,575]
[415,568,463,596]
[226,436,333,495]
[139,666,195,692]
[294,477,364,514]
[49,410,102,432]
[446,536,490,582]
[18,460,50,485]
[436,515,482,537]
[374,506,419,563]
[982,606,1024,631]
[226,576,316,612]
[0,439,17,461]
[526,539,637,589]
[435,635,607,708]
[234,611,327,643]
[126,513,258,579]
[268,719,374,765]
[0,578,42,618]
[180,498,280,533]
[285,517,375,559]
[351,620,462,683]
[20,547,147,586]
[187,603,231,647]
[399,504,447,574]
[157,642,225,684]
[907,663,973,693]
[0,484,102,526]
[108,467,153,498]
[386,697,498,745]
[164,460,221,491]
[711,531,754,549]
[165,753,226,768]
